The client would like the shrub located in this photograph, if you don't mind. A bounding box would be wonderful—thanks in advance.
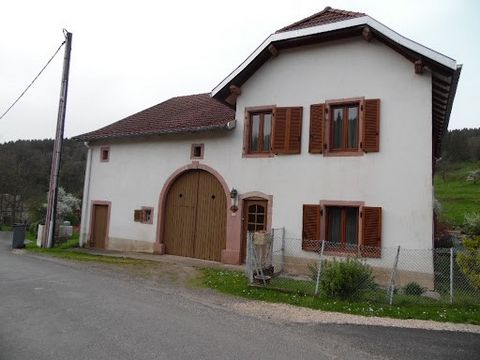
[317,258,376,300]
[456,236,480,290]
[464,212,480,236]
[403,282,425,296]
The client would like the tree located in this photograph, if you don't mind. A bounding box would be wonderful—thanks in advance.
[55,187,81,223]
[456,236,480,290]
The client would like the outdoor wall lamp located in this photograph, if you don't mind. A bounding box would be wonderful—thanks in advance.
[230,188,238,212]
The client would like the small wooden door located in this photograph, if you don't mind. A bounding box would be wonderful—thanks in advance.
[91,204,108,249]
[164,170,226,261]
[241,199,267,263]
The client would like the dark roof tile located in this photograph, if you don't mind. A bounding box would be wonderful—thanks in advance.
[74,93,234,141]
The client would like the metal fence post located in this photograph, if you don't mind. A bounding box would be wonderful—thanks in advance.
[450,247,454,305]
[387,246,401,305]
[280,227,285,274]
[314,240,325,296]
[246,232,253,284]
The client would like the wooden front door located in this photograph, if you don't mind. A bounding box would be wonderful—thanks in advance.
[91,204,108,249]
[241,199,267,263]
[163,170,226,261]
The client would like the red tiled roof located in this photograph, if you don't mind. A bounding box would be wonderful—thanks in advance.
[276,6,365,33]
[74,93,235,141]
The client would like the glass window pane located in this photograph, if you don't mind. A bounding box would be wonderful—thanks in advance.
[256,214,264,224]
[248,205,256,213]
[248,214,255,223]
[256,205,265,214]
[263,113,272,151]
[247,224,256,231]
[256,224,265,231]
[327,207,342,243]
[345,207,359,245]
[332,108,343,149]
[250,114,260,152]
[347,106,358,149]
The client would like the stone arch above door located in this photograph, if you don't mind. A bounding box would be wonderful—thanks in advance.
[154,162,240,264]
[239,191,273,263]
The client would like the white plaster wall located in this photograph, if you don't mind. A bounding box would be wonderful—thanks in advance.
[81,37,433,266]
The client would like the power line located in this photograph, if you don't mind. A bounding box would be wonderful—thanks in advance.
[0,40,66,121]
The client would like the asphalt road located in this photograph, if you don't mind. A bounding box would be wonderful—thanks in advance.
[0,232,479,360]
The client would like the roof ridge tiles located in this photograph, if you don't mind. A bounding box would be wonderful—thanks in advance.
[276,6,365,33]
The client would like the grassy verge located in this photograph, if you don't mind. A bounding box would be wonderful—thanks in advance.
[434,161,480,227]
[199,268,480,325]
[24,236,143,265]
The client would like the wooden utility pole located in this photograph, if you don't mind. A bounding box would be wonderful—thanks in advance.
[42,30,72,248]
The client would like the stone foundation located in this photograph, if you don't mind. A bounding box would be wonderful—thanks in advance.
[282,255,434,289]
[107,237,154,253]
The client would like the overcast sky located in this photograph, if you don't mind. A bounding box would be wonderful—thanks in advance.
[0,0,478,143]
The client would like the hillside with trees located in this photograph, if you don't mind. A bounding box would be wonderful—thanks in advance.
[0,139,86,226]
[436,128,480,230]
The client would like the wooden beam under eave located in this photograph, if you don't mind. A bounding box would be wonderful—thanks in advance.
[268,44,279,57]
[225,93,236,106]
[415,59,424,74]
[362,26,372,42]
[225,85,241,105]
[229,85,241,96]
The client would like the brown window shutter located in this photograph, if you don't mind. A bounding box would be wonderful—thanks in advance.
[134,209,143,222]
[361,99,380,153]
[361,206,382,257]
[272,107,303,154]
[302,204,321,251]
[309,104,325,153]
[272,107,287,153]
[287,107,303,154]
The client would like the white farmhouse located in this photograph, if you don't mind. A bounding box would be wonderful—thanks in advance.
[75,7,461,283]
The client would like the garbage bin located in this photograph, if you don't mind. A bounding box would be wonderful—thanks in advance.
[12,223,26,249]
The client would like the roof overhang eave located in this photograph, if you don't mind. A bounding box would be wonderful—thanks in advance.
[434,64,462,157]
[73,122,234,143]
[211,15,457,98]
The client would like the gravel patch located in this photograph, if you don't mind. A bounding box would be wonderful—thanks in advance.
[230,300,480,334]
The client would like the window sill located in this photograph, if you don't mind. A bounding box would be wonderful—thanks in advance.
[324,150,364,157]
[243,152,274,158]
[323,248,381,258]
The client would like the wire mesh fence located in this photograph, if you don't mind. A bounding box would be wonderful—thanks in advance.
[245,232,480,305]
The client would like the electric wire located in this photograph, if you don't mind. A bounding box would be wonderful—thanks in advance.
[0,40,66,121]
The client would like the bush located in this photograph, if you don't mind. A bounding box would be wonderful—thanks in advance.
[456,236,480,290]
[403,282,425,296]
[464,212,480,236]
[317,258,376,300]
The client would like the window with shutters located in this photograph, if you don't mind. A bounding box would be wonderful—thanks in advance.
[309,98,380,156]
[302,201,382,258]
[244,106,303,157]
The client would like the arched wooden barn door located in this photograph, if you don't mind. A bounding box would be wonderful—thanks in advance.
[163,170,226,261]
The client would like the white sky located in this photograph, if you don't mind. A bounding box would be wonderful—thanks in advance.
[0,0,478,142]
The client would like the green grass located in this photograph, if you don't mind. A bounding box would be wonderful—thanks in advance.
[434,161,480,227]
[24,236,143,265]
[199,268,480,325]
